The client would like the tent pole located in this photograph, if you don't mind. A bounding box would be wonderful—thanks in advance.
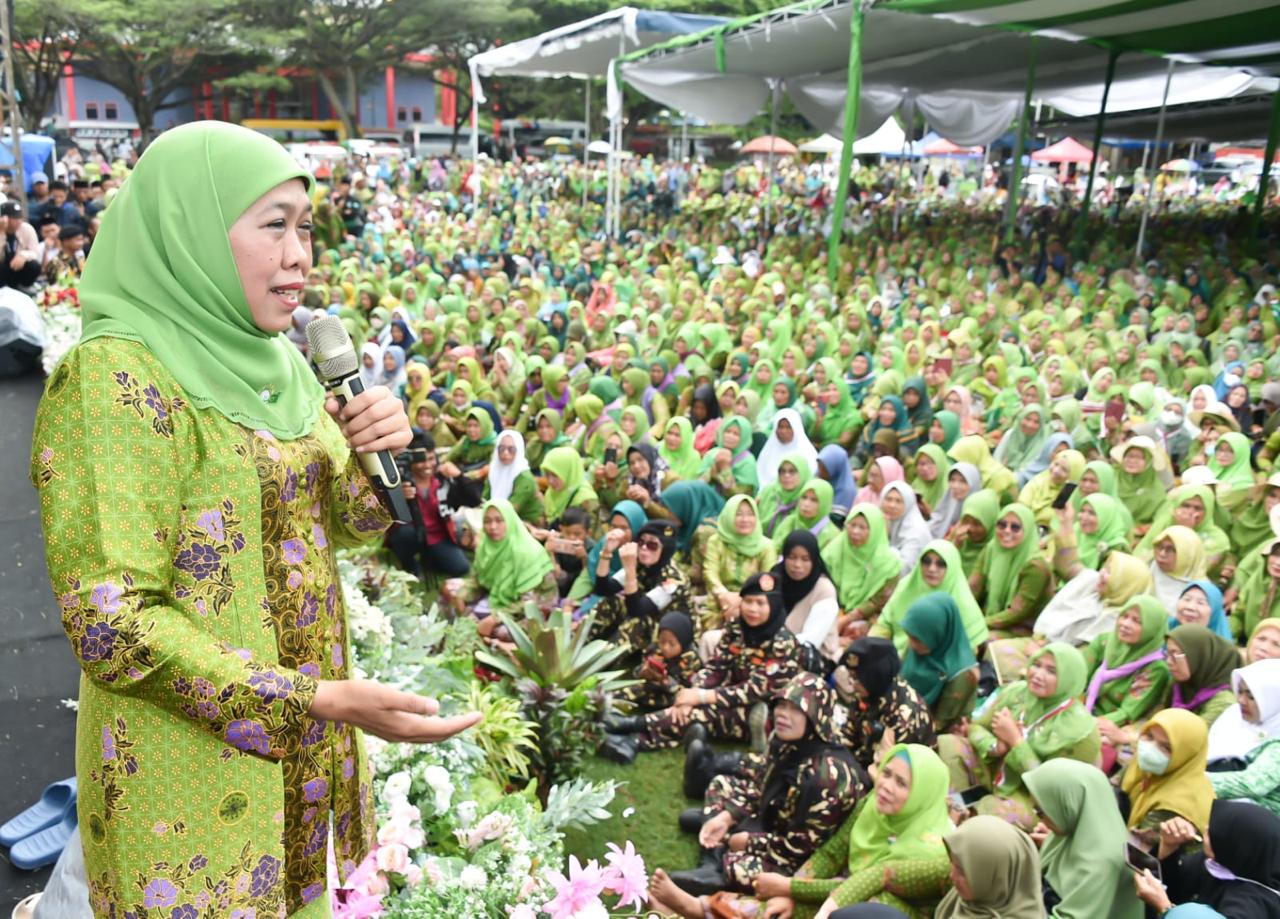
[1249,89,1280,254]
[582,78,590,210]
[1005,36,1036,246]
[681,114,688,163]
[826,2,865,285]
[1135,60,1175,266]
[765,80,779,236]
[1082,49,1118,221]
[893,99,913,239]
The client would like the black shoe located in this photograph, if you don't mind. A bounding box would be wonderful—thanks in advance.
[598,732,639,765]
[678,807,708,834]
[711,751,743,775]
[684,738,715,799]
[682,721,709,751]
[603,712,646,734]
[669,856,727,897]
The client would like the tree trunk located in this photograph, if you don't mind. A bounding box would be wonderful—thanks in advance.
[131,96,157,151]
[343,65,360,138]
[316,70,357,141]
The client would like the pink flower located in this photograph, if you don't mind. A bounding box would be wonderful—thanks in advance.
[542,856,608,919]
[402,864,423,888]
[375,843,409,875]
[603,841,648,911]
[330,851,386,919]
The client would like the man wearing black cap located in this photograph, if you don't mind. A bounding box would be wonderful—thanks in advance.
[43,224,86,285]
[0,200,42,290]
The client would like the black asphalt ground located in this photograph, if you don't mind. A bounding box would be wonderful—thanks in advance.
[0,370,79,913]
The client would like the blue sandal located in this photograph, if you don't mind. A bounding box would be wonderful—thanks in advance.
[0,777,76,848]
[10,807,78,870]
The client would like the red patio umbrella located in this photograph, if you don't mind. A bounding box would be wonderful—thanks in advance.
[1031,137,1095,164]
[740,135,798,155]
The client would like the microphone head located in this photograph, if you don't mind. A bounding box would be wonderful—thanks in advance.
[305,315,359,381]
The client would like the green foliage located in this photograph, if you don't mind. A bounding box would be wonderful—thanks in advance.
[12,0,80,133]
[464,681,538,788]
[541,775,621,835]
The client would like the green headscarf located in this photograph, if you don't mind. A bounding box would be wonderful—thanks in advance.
[932,410,962,451]
[911,444,952,511]
[79,121,324,439]
[1113,439,1167,525]
[1208,430,1256,493]
[900,593,979,705]
[659,417,702,479]
[699,415,759,488]
[1075,493,1132,570]
[993,403,1050,473]
[1136,484,1230,558]
[978,503,1041,617]
[1023,760,1144,919]
[757,457,814,536]
[541,445,597,521]
[715,495,770,557]
[660,480,726,554]
[1098,595,1169,670]
[935,815,1044,919]
[771,479,837,551]
[845,743,952,870]
[882,540,989,655]
[472,500,554,610]
[821,504,901,610]
[461,406,497,448]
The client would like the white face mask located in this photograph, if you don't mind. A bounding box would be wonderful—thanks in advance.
[1224,373,1242,388]
[1161,410,1184,429]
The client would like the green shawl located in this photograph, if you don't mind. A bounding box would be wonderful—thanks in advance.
[820,504,902,610]
[900,593,979,705]
[79,121,324,439]
[473,500,554,609]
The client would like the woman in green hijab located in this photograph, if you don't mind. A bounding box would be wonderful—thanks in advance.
[541,445,599,523]
[770,479,839,553]
[702,495,778,628]
[970,503,1054,639]
[936,816,1043,919]
[1112,436,1171,528]
[32,122,477,918]
[756,456,814,538]
[452,500,556,615]
[1081,596,1172,754]
[899,594,980,733]
[939,643,1100,830]
[875,540,988,656]
[658,416,702,480]
[697,414,758,497]
[823,505,902,638]
[443,405,498,470]
[930,410,962,452]
[1208,430,1257,512]
[992,403,1050,482]
[1023,759,1145,919]
[812,358,862,450]
[525,407,569,474]
[910,444,951,516]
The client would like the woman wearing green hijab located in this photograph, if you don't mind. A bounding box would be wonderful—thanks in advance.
[992,403,1050,482]
[658,416,702,480]
[875,540,989,657]
[1023,759,1145,919]
[770,479,839,553]
[948,435,1018,502]
[939,643,1100,830]
[1111,436,1171,527]
[1208,430,1257,512]
[443,406,498,470]
[771,744,953,919]
[525,407,569,474]
[929,409,962,451]
[541,445,599,523]
[899,593,980,733]
[697,414,758,497]
[812,358,861,450]
[1135,484,1231,563]
[935,815,1043,919]
[702,495,779,628]
[822,505,902,638]
[516,363,575,433]
[970,503,1054,639]
[32,122,478,918]
[1081,596,1172,754]
[453,500,556,614]
[909,444,951,515]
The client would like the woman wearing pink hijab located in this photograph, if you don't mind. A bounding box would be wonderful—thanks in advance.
[854,456,905,507]
[943,384,983,436]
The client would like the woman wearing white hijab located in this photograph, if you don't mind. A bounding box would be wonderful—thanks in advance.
[756,407,819,488]
[359,341,383,390]
[881,480,933,575]
[1207,659,1280,816]
[929,462,982,540]
[483,428,543,524]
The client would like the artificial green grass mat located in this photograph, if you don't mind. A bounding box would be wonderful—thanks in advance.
[562,749,703,873]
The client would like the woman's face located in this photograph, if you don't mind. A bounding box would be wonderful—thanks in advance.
[949,858,975,903]
[878,402,897,426]
[229,181,313,334]
[383,352,398,373]
[943,391,963,413]
[772,699,809,742]
[995,512,1025,550]
[496,434,518,466]
[902,388,920,409]
[1214,441,1235,468]
[1116,605,1144,645]
[847,515,870,547]
[866,463,884,493]
[1154,539,1177,574]
[722,424,742,451]
[740,592,771,628]
[1228,385,1248,409]
[1172,496,1206,530]
[1166,639,1192,682]
[929,420,946,445]
[776,417,794,443]
[784,544,814,582]
[1268,548,1280,580]
[1175,587,1212,628]
[465,418,482,441]
[920,551,947,587]
[1122,448,1147,475]
[880,488,906,522]
[544,471,564,492]
[620,413,638,438]
[851,354,869,377]
[482,506,507,542]
[874,755,912,816]
[734,501,757,535]
[665,425,683,451]
[916,455,937,483]
[798,489,820,519]
[628,451,651,481]
[537,417,556,443]
[637,531,663,567]
[778,461,800,491]
[1019,411,1042,438]
[1251,626,1280,663]
[1080,469,1101,497]
[1026,652,1059,699]
[1239,683,1260,724]
[650,364,666,386]
[947,471,970,502]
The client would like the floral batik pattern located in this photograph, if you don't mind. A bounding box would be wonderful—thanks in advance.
[31,337,389,918]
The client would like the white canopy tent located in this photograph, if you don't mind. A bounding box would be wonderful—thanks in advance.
[467,7,726,208]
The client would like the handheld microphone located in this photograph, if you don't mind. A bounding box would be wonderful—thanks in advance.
[304,315,412,524]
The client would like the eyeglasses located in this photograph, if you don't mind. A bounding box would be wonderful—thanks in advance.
[637,537,662,551]
[921,555,947,569]
[497,444,517,454]
[996,520,1023,533]
[1167,649,1187,661]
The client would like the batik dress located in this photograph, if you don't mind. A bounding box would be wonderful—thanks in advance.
[31,338,391,918]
